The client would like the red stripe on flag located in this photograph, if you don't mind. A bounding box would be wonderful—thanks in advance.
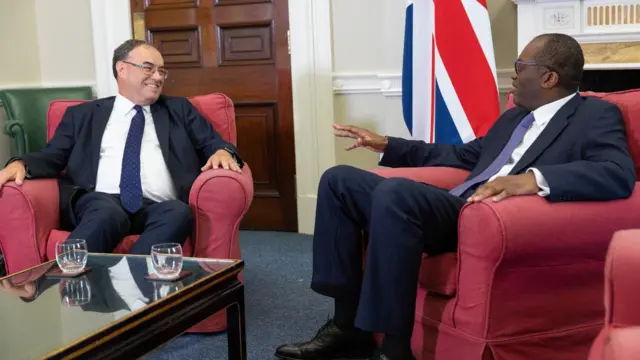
[476,0,488,9]
[434,0,499,138]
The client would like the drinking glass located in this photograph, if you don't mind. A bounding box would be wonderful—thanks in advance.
[55,239,88,273]
[151,243,183,279]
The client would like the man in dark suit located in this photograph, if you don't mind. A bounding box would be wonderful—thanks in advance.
[0,39,243,255]
[275,34,636,360]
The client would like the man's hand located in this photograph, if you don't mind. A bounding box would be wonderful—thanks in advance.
[333,124,388,153]
[201,149,241,173]
[0,279,37,298]
[467,172,539,203]
[0,160,27,189]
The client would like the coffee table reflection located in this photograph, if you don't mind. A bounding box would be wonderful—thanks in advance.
[0,254,245,360]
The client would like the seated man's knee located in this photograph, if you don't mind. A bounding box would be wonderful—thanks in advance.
[319,165,362,191]
[373,178,414,206]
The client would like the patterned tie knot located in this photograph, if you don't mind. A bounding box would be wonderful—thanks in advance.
[133,104,143,115]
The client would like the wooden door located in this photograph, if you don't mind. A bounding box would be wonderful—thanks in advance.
[129,0,297,231]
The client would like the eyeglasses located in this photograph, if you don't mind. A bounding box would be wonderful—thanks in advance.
[514,60,556,75]
[122,60,168,79]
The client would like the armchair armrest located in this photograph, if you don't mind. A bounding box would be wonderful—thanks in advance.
[0,180,59,274]
[3,119,26,155]
[369,166,470,190]
[454,187,640,338]
[188,164,254,259]
[604,230,640,327]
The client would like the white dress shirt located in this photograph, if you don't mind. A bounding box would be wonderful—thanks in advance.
[95,94,178,202]
[489,92,577,196]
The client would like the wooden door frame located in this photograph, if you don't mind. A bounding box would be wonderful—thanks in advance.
[89,0,335,234]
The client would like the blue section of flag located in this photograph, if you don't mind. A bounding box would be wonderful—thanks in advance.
[401,3,413,136]
[434,83,462,144]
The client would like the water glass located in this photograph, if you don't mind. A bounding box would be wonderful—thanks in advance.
[151,243,183,279]
[56,239,88,273]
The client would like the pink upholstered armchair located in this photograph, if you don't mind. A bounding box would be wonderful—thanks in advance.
[370,89,640,360]
[588,229,640,360]
[0,92,253,332]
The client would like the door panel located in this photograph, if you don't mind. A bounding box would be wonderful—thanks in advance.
[130,0,297,231]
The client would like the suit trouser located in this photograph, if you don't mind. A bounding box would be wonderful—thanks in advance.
[310,165,465,336]
[65,192,193,255]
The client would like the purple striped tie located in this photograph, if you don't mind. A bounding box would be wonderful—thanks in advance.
[449,112,535,197]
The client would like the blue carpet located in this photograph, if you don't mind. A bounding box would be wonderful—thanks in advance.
[143,230,332,360]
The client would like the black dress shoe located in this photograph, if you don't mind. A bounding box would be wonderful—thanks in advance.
[370,349,416,360]
[275,318,377,360]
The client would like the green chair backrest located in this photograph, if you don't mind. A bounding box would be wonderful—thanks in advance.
[0,87,94,157]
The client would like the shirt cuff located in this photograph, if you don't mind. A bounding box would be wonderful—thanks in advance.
[528,167,550,197]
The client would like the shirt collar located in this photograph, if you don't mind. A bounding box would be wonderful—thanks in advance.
[531,92,577,127]
[114,94,151,116]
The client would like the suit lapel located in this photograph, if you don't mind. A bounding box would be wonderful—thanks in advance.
[151,103,171,165]
[91,99,114,183]
[510,95,582,175]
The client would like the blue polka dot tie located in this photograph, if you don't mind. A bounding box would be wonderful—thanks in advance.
[120,105,145,213]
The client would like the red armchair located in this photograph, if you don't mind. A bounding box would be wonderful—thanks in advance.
[370,89,640,360]
[587,229,640,360]
[0,92,254,332]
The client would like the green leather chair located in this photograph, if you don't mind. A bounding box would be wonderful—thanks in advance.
[0,87,94,157]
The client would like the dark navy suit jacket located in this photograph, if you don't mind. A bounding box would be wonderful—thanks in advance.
[380,95,636,202]
[17,95,242,229]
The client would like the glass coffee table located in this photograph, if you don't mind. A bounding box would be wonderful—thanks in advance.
[0,254,245,360]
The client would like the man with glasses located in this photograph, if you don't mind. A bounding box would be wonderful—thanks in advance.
[0,39,243,255]
[274,33,636,360]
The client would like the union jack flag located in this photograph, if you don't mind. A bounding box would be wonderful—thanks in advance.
[402,0,500,144]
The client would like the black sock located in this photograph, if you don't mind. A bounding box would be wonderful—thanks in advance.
[381,334,412,359]
[333,297,358,331]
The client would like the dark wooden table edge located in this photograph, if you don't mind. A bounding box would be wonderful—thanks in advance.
[40,260,246,360]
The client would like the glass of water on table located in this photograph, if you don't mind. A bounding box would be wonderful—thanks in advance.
[151,243,184,279]
[55,239,88,273]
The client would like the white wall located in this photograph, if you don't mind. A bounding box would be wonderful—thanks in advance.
[0,0,41,163]
[34,0,96,87]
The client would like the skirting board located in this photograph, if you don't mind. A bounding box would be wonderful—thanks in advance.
[296,195,317,235]
[332,69,513,96]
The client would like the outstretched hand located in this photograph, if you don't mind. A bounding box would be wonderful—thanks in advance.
[201,149,241,173]
[332,124,388,153]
